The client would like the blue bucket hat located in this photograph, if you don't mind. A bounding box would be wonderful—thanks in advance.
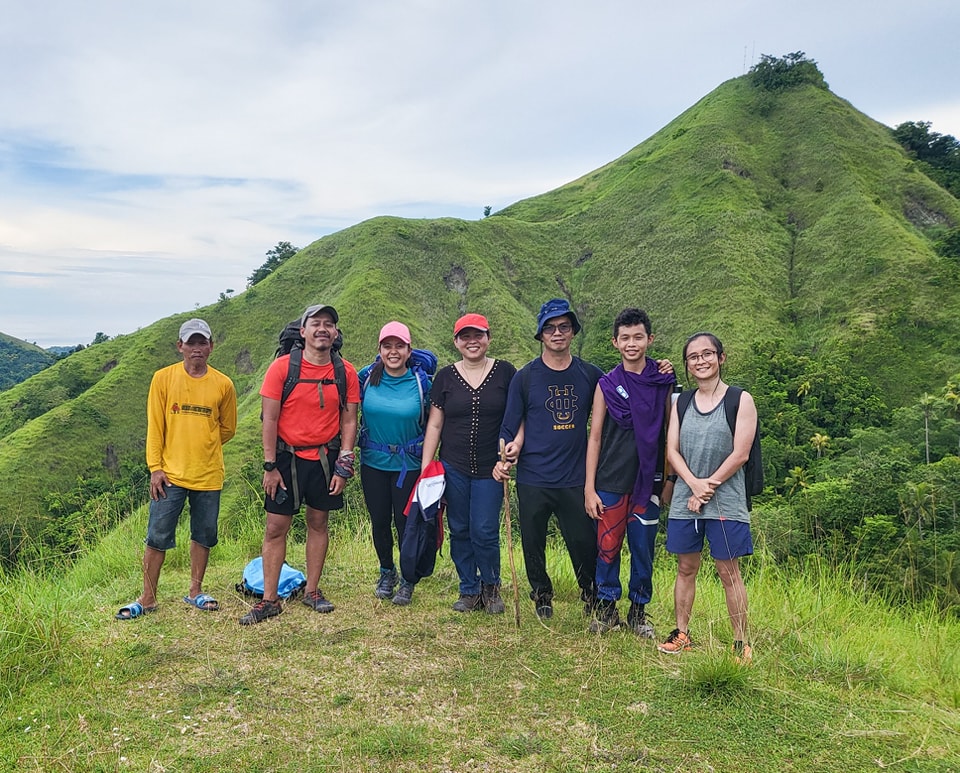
[535,298,582,340]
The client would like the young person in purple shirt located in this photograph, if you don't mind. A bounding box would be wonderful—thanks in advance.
[494,298,604,619]
[584,308,676,636]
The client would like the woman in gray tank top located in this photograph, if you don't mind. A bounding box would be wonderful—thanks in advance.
[657,333,758,664]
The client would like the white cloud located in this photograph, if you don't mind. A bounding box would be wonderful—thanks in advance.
[0,0,958,346]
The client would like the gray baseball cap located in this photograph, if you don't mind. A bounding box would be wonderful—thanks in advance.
[178,318,212,342]
[301,304,339,327]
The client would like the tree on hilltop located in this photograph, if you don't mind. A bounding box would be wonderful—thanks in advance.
[247,241,300,287]
[749,51,827,92]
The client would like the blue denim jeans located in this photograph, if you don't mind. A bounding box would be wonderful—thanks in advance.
[145,484,221,551]
[443,464,502,594]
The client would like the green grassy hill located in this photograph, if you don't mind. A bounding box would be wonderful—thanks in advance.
[2,70,960,561]
[0,332,56,391]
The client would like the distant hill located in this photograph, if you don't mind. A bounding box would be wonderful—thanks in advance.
[46,346,78,356]
[2,68,959,563]
[0,332,56,391]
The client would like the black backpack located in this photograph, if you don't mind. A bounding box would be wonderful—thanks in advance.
[275,320,347,411]
[676,385,763,510]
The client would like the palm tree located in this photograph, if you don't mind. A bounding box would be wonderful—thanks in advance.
[900,481,935,539]
[919,392,938,464]
[943,379,960,457]
[784,466,809,496]
[809,432,830,459]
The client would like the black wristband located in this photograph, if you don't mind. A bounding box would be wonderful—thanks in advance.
[263,461,278,472]
[666,474,678,483]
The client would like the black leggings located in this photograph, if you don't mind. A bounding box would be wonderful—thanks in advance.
[360,464,417,570]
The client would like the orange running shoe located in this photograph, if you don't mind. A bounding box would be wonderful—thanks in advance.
[657,628,693,653]
[733,641,753,665]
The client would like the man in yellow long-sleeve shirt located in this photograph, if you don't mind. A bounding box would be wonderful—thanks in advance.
[116,318,237,620]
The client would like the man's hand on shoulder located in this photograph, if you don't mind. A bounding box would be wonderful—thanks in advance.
[656,359,674,375]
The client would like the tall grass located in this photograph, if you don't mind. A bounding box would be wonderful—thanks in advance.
[3,503,959,770]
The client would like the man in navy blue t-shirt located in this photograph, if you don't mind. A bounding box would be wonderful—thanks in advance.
[494,298,602,619]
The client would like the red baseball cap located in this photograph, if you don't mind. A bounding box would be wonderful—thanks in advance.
[454,313,490,336]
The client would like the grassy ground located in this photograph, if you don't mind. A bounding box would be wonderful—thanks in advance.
[2,506,959,772]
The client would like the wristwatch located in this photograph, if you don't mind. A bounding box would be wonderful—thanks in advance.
[263,461,278,472]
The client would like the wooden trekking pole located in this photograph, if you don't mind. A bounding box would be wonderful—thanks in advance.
[499,439,522,628]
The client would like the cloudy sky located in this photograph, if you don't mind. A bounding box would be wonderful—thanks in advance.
[1,1,958,347]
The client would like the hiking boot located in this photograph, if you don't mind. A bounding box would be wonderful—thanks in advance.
[481,583,505,615]
[374,567,398,600]
[239,598,282,626]
[657,628,693,654]
[588,600,620,633]
[531,591,553,620]
[626,602,656,639]
[452,593,482,612]
[733,641,753,665]
[302,588,335,613]
[392,580,415,606]
[581,587,598,616]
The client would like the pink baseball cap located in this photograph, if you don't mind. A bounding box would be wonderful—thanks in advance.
[378,321,411,345]
[454,313,490,336]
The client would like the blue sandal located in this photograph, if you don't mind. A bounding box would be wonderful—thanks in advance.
[115,601,158,620]
[183,593,219,611]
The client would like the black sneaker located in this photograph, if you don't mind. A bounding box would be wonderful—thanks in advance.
[392,580,415,606]
[531,591,553,620]
[452,593,482,612]
[374,567,398,600]
[589,600,620,633]
[481,583,505,615]
[302,588,335,613]
[581,587,598,616]
[626,602,655,639]
[239,598,282,625]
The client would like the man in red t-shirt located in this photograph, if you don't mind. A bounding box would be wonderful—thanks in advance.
[240,304,360,625]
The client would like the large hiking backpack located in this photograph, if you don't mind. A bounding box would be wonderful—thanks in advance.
[676,385,763,510]
[235,556,307,600]
[357,348,437,486]
[275,319,347,410]
[269,320,350,510]
[358,348,437,425]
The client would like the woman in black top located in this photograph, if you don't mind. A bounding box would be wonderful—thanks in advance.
[421,314,517,614]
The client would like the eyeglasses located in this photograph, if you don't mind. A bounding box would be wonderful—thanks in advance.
[685,350,717,363]
[541,323,573,335]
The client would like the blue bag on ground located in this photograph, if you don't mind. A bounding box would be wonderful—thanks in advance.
[235,556,307,599]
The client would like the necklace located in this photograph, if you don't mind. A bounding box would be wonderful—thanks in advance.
[457,358,491,388]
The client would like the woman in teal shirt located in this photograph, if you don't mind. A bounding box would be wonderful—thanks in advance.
[358,321,430,606]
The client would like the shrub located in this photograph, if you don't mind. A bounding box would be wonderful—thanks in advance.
[749,52,828,92]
